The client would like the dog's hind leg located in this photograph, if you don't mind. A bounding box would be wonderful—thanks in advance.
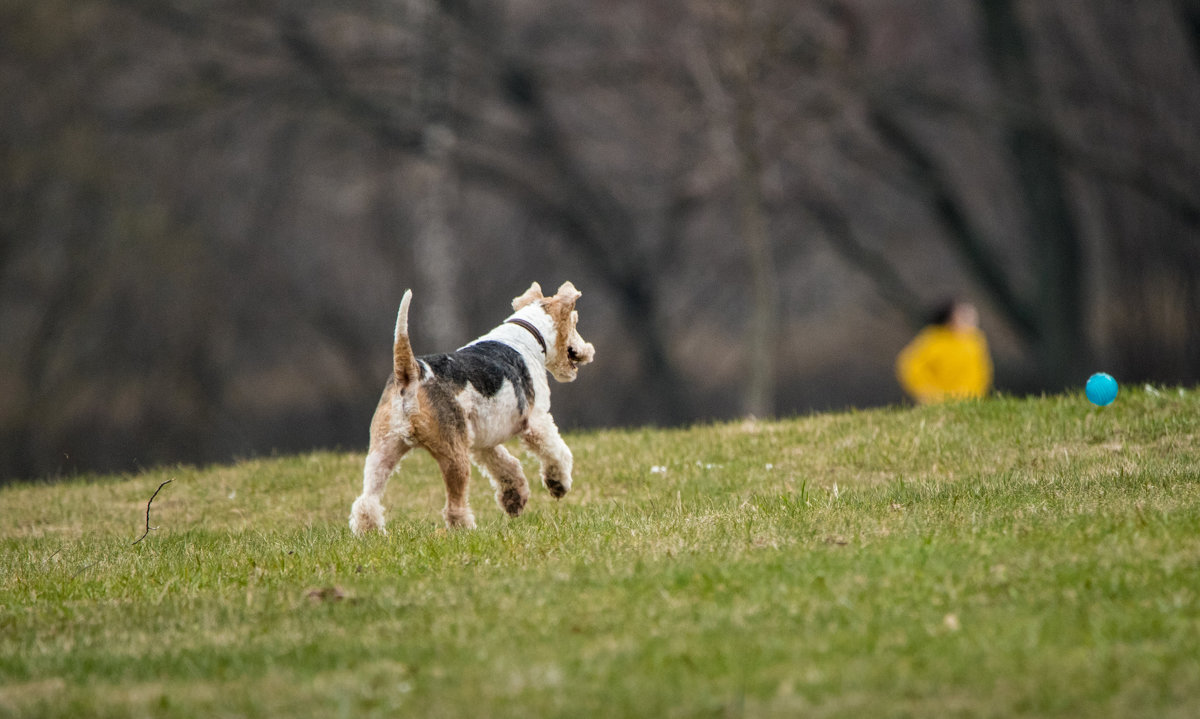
[520,414,574,499]
[434,451,477,529]
[473,445,530,517]
[350,440,411,536]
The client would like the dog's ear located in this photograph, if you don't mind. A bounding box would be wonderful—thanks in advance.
[512,282,544,311]
[554,281,582,307]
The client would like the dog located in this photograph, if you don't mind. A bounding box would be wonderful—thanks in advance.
[350,281,595,534]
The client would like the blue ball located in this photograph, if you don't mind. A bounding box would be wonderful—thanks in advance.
[1086,372,1118,406]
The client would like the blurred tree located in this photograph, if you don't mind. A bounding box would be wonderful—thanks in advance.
[686,0,781,418]
[278,3,697,423]
[856,0,1088,388]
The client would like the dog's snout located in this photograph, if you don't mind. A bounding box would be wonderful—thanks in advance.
[567,342,595,366]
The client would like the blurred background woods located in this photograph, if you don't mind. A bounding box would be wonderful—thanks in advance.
[1,0,1197,482]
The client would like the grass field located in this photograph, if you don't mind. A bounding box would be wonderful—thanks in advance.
[3,387,1199,718]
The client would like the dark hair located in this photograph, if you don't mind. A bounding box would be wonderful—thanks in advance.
[928,299,958,327]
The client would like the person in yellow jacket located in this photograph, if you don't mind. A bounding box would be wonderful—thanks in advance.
[896,300,993,404]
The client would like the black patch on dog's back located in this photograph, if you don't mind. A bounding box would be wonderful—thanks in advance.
[422,341,535,413]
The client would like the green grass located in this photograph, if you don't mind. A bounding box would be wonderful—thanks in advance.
[3,387,1199,718]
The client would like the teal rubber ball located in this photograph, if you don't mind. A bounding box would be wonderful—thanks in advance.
[1086,372,1118,406]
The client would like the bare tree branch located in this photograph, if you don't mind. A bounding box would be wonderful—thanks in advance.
[865,104,1039,340]
[277,12,424,152]
[871,83,1200,229]
[802,196,927,329]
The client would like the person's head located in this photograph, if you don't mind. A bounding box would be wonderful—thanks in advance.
[929,299,979,331]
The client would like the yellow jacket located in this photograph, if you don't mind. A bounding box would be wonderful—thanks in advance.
[896,326,993,404]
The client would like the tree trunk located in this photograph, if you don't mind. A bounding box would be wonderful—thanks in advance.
[733,81,779,418]
[978,0,1089,387]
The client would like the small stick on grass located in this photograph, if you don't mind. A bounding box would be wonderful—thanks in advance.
[132,479,174,545]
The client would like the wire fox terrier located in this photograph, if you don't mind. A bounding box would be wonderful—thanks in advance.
[350,281,595,534]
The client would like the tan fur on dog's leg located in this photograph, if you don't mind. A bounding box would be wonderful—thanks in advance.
[434,452,476,529]
[474,445,531,517]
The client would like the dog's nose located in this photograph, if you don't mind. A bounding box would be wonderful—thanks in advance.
[568,344,594,364]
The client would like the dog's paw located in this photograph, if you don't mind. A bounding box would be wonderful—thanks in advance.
[443,508,477,529]
[542,467,572,499]
[349,496,387,536]
[498,486,529,517]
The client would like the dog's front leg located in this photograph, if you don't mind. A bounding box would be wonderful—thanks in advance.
[520,415,574,499]
[473,445,531,517]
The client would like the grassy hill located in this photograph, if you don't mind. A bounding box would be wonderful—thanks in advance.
[3,387,1198,718]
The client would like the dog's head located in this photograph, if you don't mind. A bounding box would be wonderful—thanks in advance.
[513,281,595,382]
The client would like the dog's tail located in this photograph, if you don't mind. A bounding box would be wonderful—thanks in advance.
[393,289,420,388]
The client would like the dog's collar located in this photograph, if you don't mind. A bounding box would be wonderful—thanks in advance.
[506,318,547,355]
